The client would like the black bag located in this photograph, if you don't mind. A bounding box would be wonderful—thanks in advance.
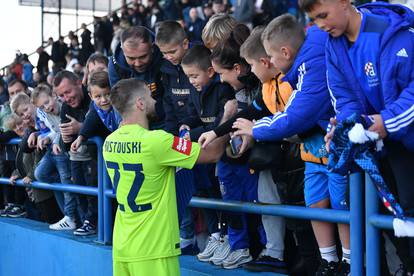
[271,143,305,205]
[248,141,288,171]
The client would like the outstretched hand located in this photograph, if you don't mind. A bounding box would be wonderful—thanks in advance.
[233,118,254,137]
[198,131,218,149]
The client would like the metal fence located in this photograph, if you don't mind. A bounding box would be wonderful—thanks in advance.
[0,138,413,275]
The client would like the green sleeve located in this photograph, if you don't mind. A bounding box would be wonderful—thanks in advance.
[149,130,200,169]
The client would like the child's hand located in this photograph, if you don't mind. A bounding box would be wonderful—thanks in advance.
[179,124,190,132]
[23,176,32,186]
[179,125,191,140]
[28,132,38,148]
[9,175,19,185]
[71,136,83,153]
[233,118,254,137]
[52,144,61,155]
[198,131,217,149]
[368,114,387,139]
[239,135,254,155]
[37,136,51,150]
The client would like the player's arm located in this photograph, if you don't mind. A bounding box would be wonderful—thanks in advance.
[196,134,229,164]
[150,130,227,168]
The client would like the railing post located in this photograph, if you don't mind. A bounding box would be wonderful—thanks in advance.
[366,174,380,276]
[103,169,113,244]
[349,173,364,276]
[92,137,105,244]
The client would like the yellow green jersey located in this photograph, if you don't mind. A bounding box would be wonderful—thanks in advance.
[103,124,201,262]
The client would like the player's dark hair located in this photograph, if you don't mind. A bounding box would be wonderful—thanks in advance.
[110,78,147,117]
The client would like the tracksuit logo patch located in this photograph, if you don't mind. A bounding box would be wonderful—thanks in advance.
[396,48,408,58]
[364,61,379,88]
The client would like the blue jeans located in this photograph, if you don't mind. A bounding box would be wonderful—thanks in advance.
[34,149,77,220]
[180,207,195,240]
[218,161,265,250]
[177,166,220,239]
[175,168,195,225]
[71,160,97,225]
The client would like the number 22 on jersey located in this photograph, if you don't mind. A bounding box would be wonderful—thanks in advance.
[106,161,152,212]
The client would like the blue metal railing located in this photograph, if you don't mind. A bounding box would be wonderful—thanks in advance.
[1,138,413,275]
[101,169,364,275]
[365,175,414,275]
[0,137,105,243]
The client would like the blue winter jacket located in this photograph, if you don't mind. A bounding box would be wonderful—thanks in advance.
[108,43,166,123]
[161,60,193,135]
[326,3,414,151]
[253,26,334,141]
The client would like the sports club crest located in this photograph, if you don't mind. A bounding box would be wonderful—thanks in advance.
[364,61,379,88]
[364,62,375,77]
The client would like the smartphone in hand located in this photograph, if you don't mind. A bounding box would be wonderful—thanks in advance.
[230,136,243,155]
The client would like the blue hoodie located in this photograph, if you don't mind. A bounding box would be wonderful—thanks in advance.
[253,26,334,141]
[108,43,166,123]
[326,3,414,151]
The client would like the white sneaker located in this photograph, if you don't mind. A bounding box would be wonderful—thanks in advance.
[222,248,253,269]
[49,216,76,231]
[209,235,231,266]
[197,235,220,262]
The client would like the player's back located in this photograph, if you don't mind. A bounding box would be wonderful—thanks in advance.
[103,124,200,262]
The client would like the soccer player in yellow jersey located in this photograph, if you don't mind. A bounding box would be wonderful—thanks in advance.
[103,78,229,276]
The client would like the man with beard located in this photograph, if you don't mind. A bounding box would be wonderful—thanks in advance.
[108,26,165,130]
[103,78,230,276]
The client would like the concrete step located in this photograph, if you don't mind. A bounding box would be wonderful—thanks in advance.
[0,218,287,276]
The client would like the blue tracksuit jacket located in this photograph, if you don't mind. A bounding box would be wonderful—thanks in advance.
[326,3,414,151]
[253,26,335,141]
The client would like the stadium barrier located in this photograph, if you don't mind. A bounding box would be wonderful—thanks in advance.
[1,138,413,276]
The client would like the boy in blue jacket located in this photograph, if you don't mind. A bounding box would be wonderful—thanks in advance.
[155,20,204,255]
[300,0,414,273]
[181,45,235,141]
[181,45,236,264]
[233,15,351,275]
[155,21,193,136]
